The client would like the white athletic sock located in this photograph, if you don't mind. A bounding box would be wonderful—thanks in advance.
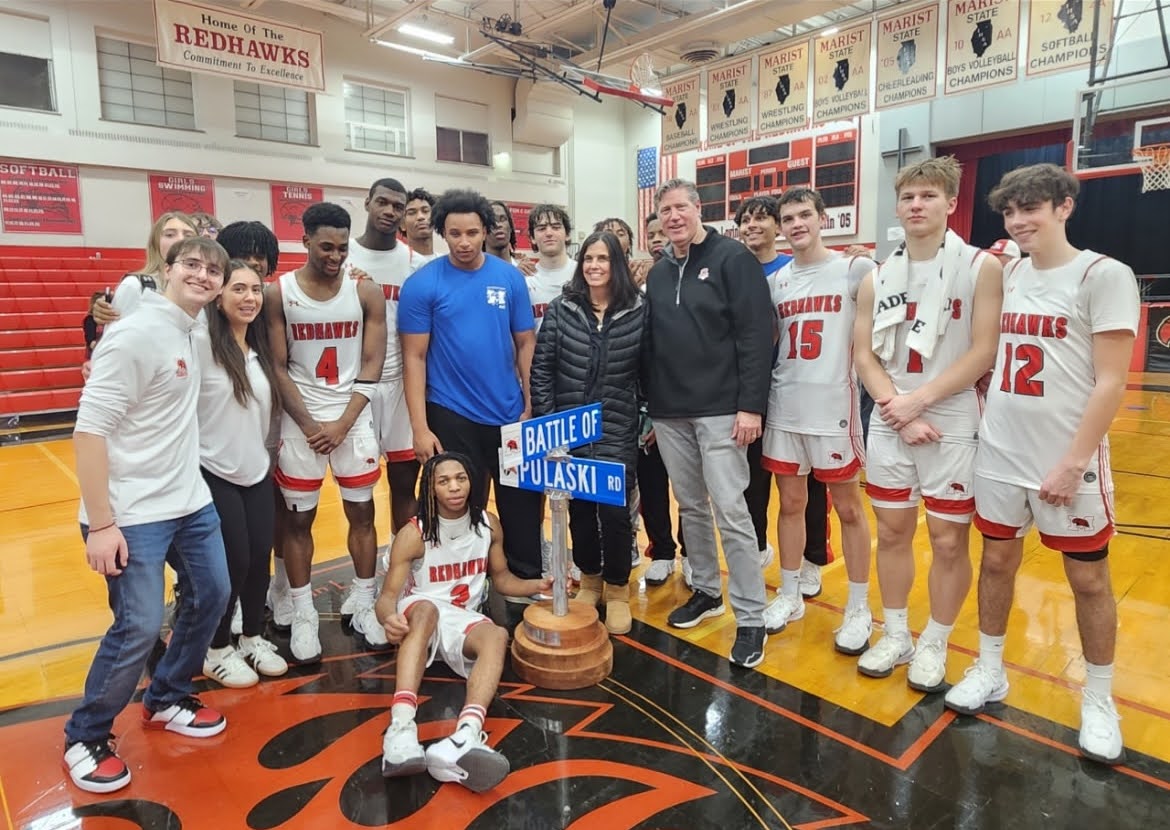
[391,690,418,724]
[456,704,486,735]
[978,632,1006,673]
[883,607,910,638]
[271,557,289,592]
[846,580,869,610]
[290,584,313,613]
[781,568,801,599]
[1084,661,1114,698]
[352,576,377,601]
[920,617,954,645]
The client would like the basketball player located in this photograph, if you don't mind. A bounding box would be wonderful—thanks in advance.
[853,156,1002,691]
[945,163,1138,765]
[646,212,668,262]
[755,189,874,652]
[402,188,440,267]
[376,453,551,791]
[486,200,516,262]
[265,202,387,662]
[526,204,576,329]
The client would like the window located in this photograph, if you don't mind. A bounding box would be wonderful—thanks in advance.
[234,81,313,145]
[434,94,490,166]
[344,80,409,156]
[96,37,195,129]
[0,52,54,111]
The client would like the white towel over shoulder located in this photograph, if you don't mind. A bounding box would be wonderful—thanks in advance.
[871,229,967,362]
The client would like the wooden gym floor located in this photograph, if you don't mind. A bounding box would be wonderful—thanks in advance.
[1,373,1168,828]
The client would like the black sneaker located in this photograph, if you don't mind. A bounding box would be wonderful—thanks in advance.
[729,626,767,669]
[667,590,725,629]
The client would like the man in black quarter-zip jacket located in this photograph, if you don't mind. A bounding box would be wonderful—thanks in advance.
[642,177,774,669]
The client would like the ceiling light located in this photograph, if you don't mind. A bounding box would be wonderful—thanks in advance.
[642,87,663,96]
[397,23,455,46]
[375,39,447,59]
[820,26,840,37]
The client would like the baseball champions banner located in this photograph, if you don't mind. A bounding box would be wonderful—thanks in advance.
[875,3,940,109]
[813,22,872,124]
[756,41,810,137]
[945,0,1021,95]
[153,0,325,92]
[705,58,753,147]
[661,74,701,155]
[1026,0,1113,76]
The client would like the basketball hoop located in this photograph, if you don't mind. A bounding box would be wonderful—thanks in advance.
[629,52,657,92]
[1134,144,1170,193]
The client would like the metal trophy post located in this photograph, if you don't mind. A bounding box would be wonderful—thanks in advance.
[499,405,626,690]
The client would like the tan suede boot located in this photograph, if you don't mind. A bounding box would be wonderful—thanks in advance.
[575,573,603,607]
[603,582,632,635]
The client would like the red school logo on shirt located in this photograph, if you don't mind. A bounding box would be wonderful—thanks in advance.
[176,358,188,378]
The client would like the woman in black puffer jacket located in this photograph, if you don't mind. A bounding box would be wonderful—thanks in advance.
[530,230,644,634]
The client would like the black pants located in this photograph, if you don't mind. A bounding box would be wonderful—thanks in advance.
[804,476,830,566]
[202,468,275,647]
[638,442,686,560]
[426,402,543,580]
[745,437,771,551]
[570,490,634,586]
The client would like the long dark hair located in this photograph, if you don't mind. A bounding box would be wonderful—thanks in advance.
[206,259,281,410]
[417,452,487,546]
[565,231,639,313]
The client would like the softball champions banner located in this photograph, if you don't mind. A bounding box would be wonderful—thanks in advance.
[944,0,1021,95]
[813,22,872,124]
[1026,0,1113,76]
[705,58,752,148]
[756,41,810,137]
[875,3,940,109]
[149,173,214,219]
[661,74,701,155]
[153,0,325,92]
[0,159,82,234]
[270,183,323,242]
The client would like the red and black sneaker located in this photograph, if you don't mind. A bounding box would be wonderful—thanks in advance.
[63,735,131,793]
[143,695,227,737]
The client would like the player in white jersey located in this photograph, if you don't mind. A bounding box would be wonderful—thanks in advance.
[525,204,576,330]
[853,157,1003,691]
[401,188,442,270]
[375,453,552,791]
[346,178,419,535]
[265,202,387,663]
[759,188,875,653]
[945,164,1139,765]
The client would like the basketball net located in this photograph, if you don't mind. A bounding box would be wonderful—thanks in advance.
[1134,144,1170,193]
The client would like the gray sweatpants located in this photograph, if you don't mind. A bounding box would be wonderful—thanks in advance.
[653,414,765,626]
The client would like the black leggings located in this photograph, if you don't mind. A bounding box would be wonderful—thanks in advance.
[571,489,635,586]
[639,442,685,560]
[202,468,275,647]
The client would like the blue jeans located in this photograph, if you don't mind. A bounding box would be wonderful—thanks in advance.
[65,502,230,744]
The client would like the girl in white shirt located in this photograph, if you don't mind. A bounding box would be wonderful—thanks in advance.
[91,211,198,327]
[198,260,287,687]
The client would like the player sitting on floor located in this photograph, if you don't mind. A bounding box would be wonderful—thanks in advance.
[374,452,552,791]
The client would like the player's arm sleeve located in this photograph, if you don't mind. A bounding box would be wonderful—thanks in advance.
[847,257,877,301]
[530,300,559,417]
[510,271,536,333]
[396,273,434,335]
[75,327,151,437]
[1085,259,1140,334]
[727,248,774,414]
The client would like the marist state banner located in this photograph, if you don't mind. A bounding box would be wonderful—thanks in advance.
[153,0,325,92]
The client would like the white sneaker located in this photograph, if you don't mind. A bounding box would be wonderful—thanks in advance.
[799,559,822,598]
[644,559,675,586]
[834,605,873,655]
[907,638,948,693]
[351,603,390,649]
[376,543,391,581]
[382,719,427,777]
[238,635,289,677]
[763,593,804,634]
[569,564,581,583]
[289,607,321,663]
[857,632,913,678]
[758,543,775,570]
[425,725,510,793]
[230,600,243,637]
[268,582,293,630]
[681,558,693,589]
[339,581,369,618]
[1079,690,1124,764]
[203,645,259,689]
[630,539,641,567]
[944,660,1009,715]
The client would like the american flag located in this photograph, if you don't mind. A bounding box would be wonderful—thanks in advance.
[636,146,677,252]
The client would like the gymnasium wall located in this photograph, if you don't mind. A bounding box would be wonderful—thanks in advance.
[0,1,640,250]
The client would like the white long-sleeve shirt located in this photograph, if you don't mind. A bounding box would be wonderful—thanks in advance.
[194,327,273,487]
[76,291,211,527]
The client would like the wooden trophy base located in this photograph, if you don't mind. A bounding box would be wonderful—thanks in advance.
[511,600,613,690]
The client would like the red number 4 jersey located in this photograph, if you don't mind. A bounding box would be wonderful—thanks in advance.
[976,250,1139,492]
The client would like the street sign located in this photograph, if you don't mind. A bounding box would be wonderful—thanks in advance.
[499,453,627,508]
[499,403,602,468]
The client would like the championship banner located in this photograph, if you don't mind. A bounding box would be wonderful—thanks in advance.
[0,158,82,234]
[270,183,323,242]
[705,58,752,148]
[149,173,215,219]
[1026,0,1113,76]
[875,2,940,110]
[153,0,325,92]
[661,73,701,155]
[944,0,1021,95]
[813,22,872,124]
[757,41,810,137]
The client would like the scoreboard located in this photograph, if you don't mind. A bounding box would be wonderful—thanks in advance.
[695,125,860,238]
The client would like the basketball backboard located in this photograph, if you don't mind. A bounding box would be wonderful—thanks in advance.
[1072,69,1170,178]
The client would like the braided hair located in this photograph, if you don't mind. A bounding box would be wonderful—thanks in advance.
[417,452,488,546]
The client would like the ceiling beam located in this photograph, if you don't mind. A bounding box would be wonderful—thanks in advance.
[257,0,370,25]
[459,1,597,63]
[363,1,435,40]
